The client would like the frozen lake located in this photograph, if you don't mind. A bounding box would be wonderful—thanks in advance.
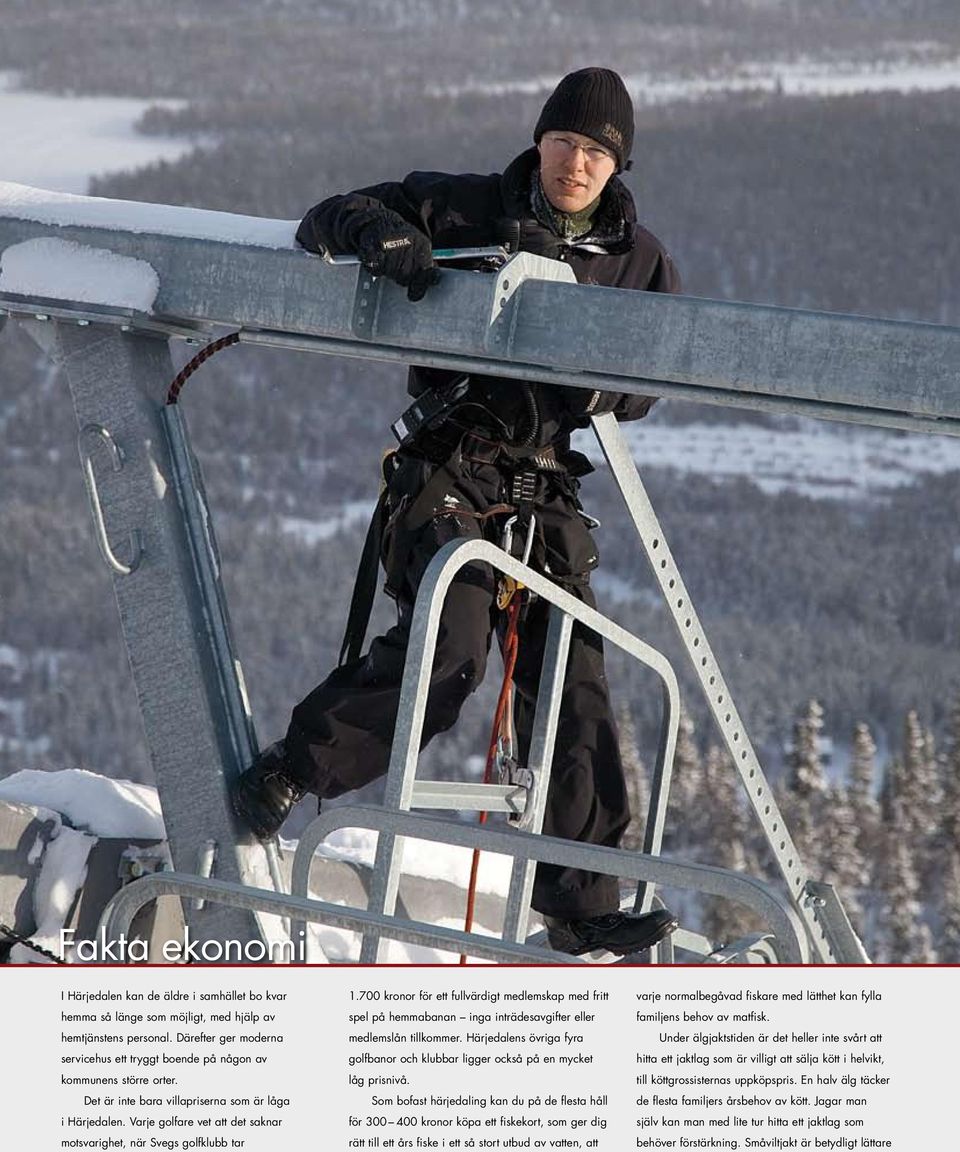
[431,51,960,104]
[0,72,192,193]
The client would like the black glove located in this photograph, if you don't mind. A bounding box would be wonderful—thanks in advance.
[353,208,441,301]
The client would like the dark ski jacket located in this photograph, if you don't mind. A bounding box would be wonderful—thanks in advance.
[296,148,681,456]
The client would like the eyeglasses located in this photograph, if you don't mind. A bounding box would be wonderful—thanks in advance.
[541,133,616,165]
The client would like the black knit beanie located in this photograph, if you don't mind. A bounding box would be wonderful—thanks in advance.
[534,67,634,171]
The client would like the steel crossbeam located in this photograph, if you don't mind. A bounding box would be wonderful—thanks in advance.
[2,183,960,432]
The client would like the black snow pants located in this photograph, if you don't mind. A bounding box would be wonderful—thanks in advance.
[283,438,631,919]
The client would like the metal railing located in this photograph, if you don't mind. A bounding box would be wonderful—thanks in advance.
[97,805,809,964]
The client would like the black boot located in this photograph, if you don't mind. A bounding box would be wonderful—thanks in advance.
[544,907,678,957]
[230,742,307,841]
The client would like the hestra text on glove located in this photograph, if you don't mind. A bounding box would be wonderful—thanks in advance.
[353,209,440,301]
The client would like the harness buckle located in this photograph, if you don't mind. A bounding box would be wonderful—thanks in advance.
[509,469,538,507]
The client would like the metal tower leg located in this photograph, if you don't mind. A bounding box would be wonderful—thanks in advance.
[25,320,270,949]
[592,412,849,961]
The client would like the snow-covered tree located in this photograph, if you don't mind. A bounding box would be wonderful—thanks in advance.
[937,852,960,963]
[899,710,940,841]
[848,721,881,862]
[929,696,960,958]
[702,744,751,863]
[787,699,828,800]
[818,782,868,936]
[781,699,828,875]
[867,796,937,964]
[700,743,760,946]
[879,755,902,825]
[937,694,960,852]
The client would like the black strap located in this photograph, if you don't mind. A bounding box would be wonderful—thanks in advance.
[338,486,389,667]
[337,443,464,666]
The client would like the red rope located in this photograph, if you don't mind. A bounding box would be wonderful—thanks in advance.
[165,331,241,405]
[460,594,523,963]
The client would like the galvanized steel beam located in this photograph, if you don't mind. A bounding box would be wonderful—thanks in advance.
[2,187,960,433]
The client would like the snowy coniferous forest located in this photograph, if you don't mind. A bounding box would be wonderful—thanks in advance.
[2,2,960,960]
[619,697,960,962]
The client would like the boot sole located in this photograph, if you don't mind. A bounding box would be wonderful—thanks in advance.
[569,913,679,957]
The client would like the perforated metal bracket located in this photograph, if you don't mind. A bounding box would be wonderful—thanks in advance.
[484,251,577,356]
[350,267,383,340]
[804,880,871,964]
[591,412,862,962]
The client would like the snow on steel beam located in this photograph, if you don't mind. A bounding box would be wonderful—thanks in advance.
[2,181,960,432]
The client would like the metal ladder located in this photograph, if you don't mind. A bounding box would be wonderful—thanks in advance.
[96,809,813,964]
[354,532,682,962]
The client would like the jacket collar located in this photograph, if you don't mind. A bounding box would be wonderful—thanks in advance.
[500,147,636,254]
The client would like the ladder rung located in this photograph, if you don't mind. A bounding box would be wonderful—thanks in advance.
[409,781,527,814]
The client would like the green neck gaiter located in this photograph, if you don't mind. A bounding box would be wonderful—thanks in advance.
[531,170,600,240]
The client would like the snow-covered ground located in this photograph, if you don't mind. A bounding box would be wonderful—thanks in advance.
[0,769,513,965]
[264,415,960,560]
[0,71,193,194]
[577,417,960,501]
[277,501,375,546]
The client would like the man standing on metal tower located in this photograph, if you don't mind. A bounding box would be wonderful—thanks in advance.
[232,67,681,957]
